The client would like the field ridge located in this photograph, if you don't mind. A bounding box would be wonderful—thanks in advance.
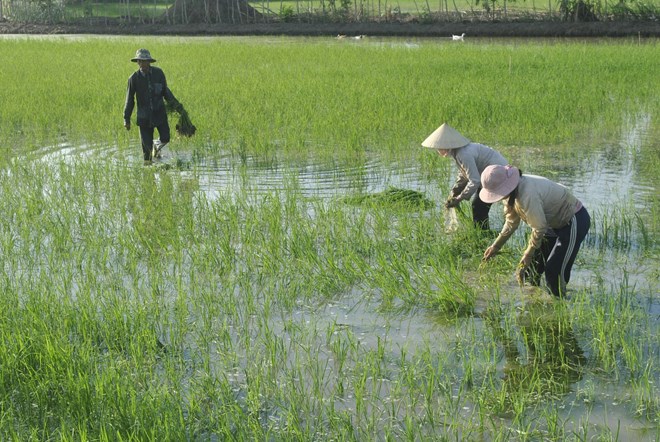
[1,20,659,37]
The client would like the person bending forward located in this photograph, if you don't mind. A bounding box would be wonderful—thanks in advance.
[480,165,590,297]
[422,123,508,230]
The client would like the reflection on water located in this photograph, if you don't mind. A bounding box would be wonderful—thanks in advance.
[562,112,655,209]
[23,126,658,440]
[193,152,422,201]
[30,122,657,287]
[486,302,586,416]
[29,111,656,211]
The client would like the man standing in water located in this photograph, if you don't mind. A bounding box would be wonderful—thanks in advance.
[123,48,181,164]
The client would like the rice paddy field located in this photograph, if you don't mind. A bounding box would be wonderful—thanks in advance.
[0,35,658,440]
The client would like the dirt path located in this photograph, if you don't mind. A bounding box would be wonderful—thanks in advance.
[0,20,658,37]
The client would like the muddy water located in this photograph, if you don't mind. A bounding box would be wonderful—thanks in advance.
[31,122,658,440]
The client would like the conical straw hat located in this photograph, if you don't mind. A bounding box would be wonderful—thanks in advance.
[421,123,470,149]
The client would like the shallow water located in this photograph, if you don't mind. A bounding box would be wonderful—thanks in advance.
[25,105,659,441]
[31,118,658,317]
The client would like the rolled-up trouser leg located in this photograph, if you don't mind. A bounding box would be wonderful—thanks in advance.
[154,123,171,158]
[544,207,591,297]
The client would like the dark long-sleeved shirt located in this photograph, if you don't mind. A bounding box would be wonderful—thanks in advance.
[123,66,177,127]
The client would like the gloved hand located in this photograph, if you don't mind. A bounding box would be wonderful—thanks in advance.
[444,197,460,209]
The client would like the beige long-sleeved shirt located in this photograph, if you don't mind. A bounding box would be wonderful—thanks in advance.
[491,174,580,259]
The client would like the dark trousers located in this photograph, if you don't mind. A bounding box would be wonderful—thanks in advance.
[472,186,492,230]
[139,123,171,161]
[526,207,591,297]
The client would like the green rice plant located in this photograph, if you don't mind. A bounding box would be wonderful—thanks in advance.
[1,37,658,164]
[476,300,588,422]
[590,204,649,253]
[419,264,476,316]
[572,269,657,382]
[0,36,657,441]
[630,362,660,422]
[340,187,434,210]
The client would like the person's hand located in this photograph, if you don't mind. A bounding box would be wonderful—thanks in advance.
[483,245,499,261]
[124,120,131,131]
[515,255,533,285]
[520,253,533,267]
[444,197,460,209]
[515,264,527,286]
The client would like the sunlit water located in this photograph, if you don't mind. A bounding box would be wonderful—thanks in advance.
[24,109,659,441]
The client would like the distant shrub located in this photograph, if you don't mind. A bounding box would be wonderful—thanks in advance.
[9,0,67,23]
[280,5,295,21]
[610,0,659,19]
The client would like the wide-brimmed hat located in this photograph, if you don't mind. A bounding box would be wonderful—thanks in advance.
[131,48,156,63]
[421,123,470,149]
[479,165,520,203]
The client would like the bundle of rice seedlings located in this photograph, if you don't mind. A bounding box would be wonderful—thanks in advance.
[167,101,197,137]
[341,187,434,210]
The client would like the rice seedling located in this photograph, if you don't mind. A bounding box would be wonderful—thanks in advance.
[341,187,434,210]
[1,36,658,161]
[0,35,656,440]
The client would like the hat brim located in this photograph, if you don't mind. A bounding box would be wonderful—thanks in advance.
[131,57,156,62]
[421,124,470,149]
[422,140,469,150]
[479,175,519,203]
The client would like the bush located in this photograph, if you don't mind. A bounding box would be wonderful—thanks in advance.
[9,0,67,23]
[280,5,295,21]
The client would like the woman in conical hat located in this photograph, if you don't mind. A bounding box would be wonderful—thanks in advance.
[480,165,591,297]
[422,123,508,230]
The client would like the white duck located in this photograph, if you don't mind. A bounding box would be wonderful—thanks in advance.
[451,33,465,41]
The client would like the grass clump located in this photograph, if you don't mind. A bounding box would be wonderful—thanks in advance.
[340,187,434,210]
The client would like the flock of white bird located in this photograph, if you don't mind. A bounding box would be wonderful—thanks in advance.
[336,33,466,41]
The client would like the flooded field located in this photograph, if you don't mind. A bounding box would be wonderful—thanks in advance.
[19,118,657,439]
[0,35,658,440]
